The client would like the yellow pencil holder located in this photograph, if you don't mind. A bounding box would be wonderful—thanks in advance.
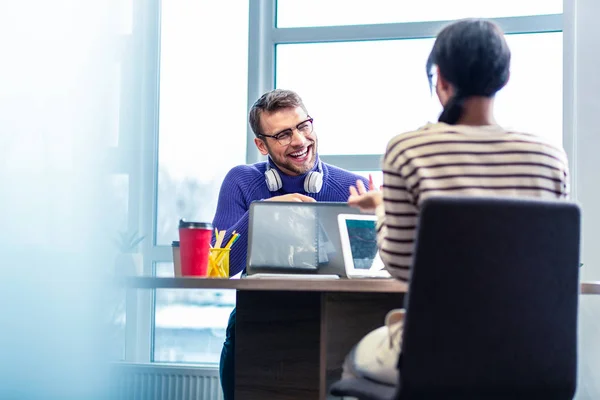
[208,248,230,278]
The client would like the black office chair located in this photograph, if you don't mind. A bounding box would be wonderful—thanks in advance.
[331,197,581,400]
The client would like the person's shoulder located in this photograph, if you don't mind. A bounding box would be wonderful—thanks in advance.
[504,129,562,148]
[385,122,449,152]
[225,162,266,180]
[221,162,267,191]
[503,130,569,164]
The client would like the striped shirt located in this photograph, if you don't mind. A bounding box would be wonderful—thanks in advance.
[376,122,570,281]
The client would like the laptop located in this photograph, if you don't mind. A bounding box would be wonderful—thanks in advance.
[337,214,391,279]
[246,202,364,277]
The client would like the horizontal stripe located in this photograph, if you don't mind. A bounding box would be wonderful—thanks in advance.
[408,173,563,192]
[379,229,414,240]
[388,269,408,283]
[383,261,411,270]
[414,185,563,203]
[385,224,417,230]
[389,139,563,166]
[383,198,413,204]
[385,211,418,217]
[383,168,409,178]
[401,161,564,181]
[419,184,563,194]
[386,125,564,156]
[381,248,413,257]
[383,183,409,191]
[385,237,415,244]
[392,150,564,172]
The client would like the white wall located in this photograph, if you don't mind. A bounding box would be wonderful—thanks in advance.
[569,3,600,397]
[571,0,600,282]
[562,2,600,397]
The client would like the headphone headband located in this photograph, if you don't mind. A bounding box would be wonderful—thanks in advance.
[265,157,323,193]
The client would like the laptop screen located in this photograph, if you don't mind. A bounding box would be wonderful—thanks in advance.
[247,202,364,275]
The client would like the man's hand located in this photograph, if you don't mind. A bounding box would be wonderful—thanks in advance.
[348,179,382,212]
[265,193,316,203]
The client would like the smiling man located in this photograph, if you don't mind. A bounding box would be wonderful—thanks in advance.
[213,89,368,399]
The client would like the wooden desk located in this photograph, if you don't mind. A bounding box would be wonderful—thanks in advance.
[121,277,599,400]
[122,277,406,400]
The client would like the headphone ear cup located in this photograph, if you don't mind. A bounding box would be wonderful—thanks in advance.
[304,171,323,193]
[265,168,282,192]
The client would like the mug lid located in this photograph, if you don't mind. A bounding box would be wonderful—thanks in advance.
[178,219,212,229]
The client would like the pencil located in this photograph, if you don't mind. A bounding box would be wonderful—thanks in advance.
[223,233,238,249]
[215,229,226,248]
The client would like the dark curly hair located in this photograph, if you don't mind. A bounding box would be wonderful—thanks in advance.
[426,19,511,125]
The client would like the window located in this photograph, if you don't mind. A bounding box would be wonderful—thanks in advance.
[129,0,569,369]
[108,287,127,361]
[150,0,249,364]
[277,38,439,155]
[276,32,563,156]
[277,0,562,28]
[108,176,129,361]
[153,263,235,363]
[156,0,249,245]
[495,33,563,147]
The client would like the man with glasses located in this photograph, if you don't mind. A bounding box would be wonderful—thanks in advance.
[213,89,368,399]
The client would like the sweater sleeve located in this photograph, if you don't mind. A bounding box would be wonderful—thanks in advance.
[211,166,255,277]
[377,150,419,282]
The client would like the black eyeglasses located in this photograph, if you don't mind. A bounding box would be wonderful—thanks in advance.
[257,117,314,146]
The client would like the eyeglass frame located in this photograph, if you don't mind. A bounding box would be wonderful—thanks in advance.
[256,117,314,146]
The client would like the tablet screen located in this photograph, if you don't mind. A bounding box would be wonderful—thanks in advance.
[345,218,379,270]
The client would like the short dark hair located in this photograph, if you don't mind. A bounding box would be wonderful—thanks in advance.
[249,89,309,136]
[426,19,511,125]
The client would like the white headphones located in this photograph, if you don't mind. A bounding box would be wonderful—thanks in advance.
[265,159,324,193]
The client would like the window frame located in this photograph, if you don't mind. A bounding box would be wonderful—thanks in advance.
[124,0,573,366]
[252,5,564,171]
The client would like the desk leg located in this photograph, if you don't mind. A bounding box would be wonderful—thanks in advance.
[235,290,321,400]
[321,292,403,399]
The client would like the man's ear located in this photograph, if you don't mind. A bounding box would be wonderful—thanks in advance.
[254,137,269,156]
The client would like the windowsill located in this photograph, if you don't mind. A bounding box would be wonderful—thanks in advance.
[112,361,219,371]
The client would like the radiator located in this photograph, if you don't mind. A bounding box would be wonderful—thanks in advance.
[112,363,223,400]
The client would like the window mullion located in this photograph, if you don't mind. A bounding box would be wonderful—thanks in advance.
[247,0,276,164]
[272,14,563,44]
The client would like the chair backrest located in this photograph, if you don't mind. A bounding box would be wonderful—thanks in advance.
[398,197,581,400]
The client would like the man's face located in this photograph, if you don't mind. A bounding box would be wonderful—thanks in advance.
[254,106,318,176]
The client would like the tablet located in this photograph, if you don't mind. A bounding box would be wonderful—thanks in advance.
[337,214,391,279]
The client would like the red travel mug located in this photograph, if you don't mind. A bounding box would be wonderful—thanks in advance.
[178,220,213,277]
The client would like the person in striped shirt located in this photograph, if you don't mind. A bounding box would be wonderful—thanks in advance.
[343,18,570,386]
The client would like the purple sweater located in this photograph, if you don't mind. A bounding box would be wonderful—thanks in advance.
[211,158,369,276]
